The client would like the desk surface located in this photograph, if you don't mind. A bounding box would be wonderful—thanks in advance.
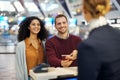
[30,67,77,80]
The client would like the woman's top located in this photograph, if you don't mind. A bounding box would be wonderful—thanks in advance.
[16,41,28,80]
[25,38,44,74]
[84,16,107,39]
[77,16,120,80]
[16,39,45,80]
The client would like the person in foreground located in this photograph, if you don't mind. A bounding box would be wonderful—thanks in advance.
[15,16,48,80]
[45,14,82,67]
[77,0,120,80]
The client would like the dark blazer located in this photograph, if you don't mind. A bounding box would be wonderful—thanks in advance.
[77,24,120,80]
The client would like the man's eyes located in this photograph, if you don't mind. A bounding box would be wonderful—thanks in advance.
[57,22,66,25]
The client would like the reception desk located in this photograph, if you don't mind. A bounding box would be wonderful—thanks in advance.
[29,67,77,80]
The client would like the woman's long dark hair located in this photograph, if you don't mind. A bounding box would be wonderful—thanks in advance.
[18,16,48,42]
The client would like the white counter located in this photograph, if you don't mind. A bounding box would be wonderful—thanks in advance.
[29,67,77,80]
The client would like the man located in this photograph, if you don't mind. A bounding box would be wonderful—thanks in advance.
[45,14,82,67]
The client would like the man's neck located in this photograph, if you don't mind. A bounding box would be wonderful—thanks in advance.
[58,32,69,39]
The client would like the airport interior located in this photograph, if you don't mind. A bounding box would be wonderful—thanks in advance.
[0,0,120,80]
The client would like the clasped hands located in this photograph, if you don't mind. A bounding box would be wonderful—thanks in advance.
[61,50,78,67]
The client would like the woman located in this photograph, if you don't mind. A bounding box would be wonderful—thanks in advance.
[77,0,120,80]
[16,16,48,80]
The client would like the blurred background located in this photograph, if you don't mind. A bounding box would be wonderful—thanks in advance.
[0,0,120,79]
[0,0,120,53]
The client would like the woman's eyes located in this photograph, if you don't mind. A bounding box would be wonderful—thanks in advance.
[31,23,40,26]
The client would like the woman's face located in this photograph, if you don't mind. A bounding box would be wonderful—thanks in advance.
[29,19,41,35]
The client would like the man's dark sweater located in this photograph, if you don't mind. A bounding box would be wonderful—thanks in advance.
[45,34,82,67]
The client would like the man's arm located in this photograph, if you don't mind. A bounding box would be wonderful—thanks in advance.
[45,40,73,67]
[45,40,61,67]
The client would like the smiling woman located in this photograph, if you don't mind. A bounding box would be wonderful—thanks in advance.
[15,16,48,80]
[28,19,41,35]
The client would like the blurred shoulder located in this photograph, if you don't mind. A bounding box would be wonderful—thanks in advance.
[17,40,25,47]
[70,34,81,40]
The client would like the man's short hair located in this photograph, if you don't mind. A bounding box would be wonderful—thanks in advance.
[55,14,68,25]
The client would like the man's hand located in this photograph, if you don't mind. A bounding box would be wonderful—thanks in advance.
[61,50,78,67]
[65,50,78,61]
[61,60,73,67]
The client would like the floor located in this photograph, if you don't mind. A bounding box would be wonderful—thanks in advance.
[0,54,16,80]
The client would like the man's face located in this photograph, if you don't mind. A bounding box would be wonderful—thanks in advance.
[55,17,68,34]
